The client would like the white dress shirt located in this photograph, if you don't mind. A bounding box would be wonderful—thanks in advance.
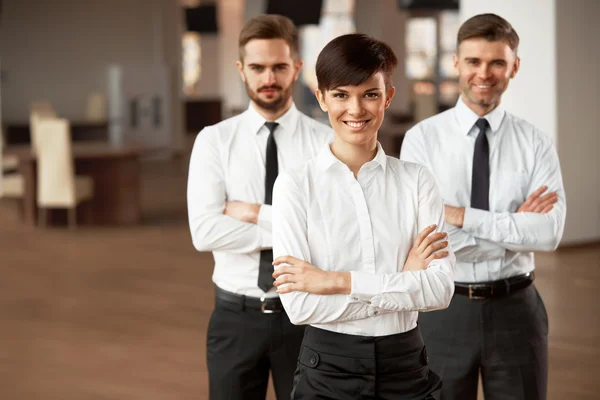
[187,102,332,299]
[272,142,455,336]
[400,97,566,283]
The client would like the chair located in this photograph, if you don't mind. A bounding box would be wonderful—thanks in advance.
[0,109,56,200]
[30,109,57,154]
[0,127,23,198]
[1,126,19,172]
[0,174,24,198]
[1,126,20,172]
[1,155,19,173]
[30,101,55,115]
[36,118,94,228]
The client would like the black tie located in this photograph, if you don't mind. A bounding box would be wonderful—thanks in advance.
[471,118,490,210]
[258,122,279,292]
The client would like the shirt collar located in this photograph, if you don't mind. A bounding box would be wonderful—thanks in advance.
[316,140,387,173]
[372,142,388,172]
[454,96,506,136]
[245,101,300,136]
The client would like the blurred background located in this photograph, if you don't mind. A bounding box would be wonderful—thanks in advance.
[0,0,598,399]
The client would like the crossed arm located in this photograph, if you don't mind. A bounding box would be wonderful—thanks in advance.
[445,182,561,248]
[271,168,455,326]
[273,224,450,295]
[187,129,271,253]
[400,128,566,259]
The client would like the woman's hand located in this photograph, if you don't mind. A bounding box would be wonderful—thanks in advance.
[403,224,449,272]
[272,256,350,295]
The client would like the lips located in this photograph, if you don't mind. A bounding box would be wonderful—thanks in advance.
[343,120,371,130]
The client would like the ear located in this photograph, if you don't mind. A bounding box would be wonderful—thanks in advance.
[385,86,396,109]
[453,52,459,75]
[510,56,521,79]
[315,89,328,112]
[293,60,303,82]
[236,60,246,82]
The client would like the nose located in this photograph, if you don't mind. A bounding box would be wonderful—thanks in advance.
[264,69,276,86]
[477,64,492,80]
[347,97,364,116]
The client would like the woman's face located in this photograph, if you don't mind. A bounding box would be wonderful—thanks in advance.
[316,72,395,148]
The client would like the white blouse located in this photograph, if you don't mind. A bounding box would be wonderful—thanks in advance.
[273,142,455,336]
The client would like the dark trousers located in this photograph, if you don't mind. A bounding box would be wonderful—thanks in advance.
[291,326,442,400]
[418,284,548,400]
[206,296,305,400]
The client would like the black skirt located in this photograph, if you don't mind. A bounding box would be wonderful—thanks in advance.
[291,325,442,400]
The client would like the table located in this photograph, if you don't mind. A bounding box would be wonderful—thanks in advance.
[4,120,109,145]
[4,142,161,226]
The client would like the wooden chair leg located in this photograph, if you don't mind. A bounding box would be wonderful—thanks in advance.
[68,207,77,229]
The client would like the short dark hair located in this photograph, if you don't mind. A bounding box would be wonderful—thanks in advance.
[238,14,299,61]
[316,33,398,92]
[457,13,520,53]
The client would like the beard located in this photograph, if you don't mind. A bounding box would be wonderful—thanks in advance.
[245,82,293,113]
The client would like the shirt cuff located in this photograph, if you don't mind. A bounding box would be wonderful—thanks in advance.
[446,225,477,252]
[349,271,383,303]
[257,204,272,231]
[462,207,489,236]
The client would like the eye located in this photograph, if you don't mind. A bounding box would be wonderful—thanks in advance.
[467,60,479,65]
[332,93,348,99]
[251,66,264,72]
[274,65,288,71]
[365,93,380,99]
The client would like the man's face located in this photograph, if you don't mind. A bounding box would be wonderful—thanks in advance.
[237,39,302,113]
[454,38,520,114]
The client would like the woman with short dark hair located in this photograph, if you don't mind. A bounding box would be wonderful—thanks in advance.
[271,33,456,399]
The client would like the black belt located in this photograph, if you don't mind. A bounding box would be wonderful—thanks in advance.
[454,272,535,300]
[214,286,284,314]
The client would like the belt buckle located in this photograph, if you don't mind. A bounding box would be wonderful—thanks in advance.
[468,284,490,300]
[260,296,277,314]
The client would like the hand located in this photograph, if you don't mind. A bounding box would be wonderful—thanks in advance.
[272,256,350,295]
[444,205,465,227]
[403,225,449,272]
[517,185,557,213]
[223,201,261,224]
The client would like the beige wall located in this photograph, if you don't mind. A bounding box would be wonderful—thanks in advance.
[2,0,154,120]
[556,0,600,244]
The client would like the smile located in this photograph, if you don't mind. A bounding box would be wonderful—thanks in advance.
[343,120,370,128]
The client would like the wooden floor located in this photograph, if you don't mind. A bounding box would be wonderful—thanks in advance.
[0,151,598,399]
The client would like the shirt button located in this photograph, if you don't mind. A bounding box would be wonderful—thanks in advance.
[352,297,358,301]
[366,301,371,305]
[373,310,379,315]
[310,357,317,365]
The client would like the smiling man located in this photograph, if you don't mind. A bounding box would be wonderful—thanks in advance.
[187,14,332,400]
[400,14,566,400]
